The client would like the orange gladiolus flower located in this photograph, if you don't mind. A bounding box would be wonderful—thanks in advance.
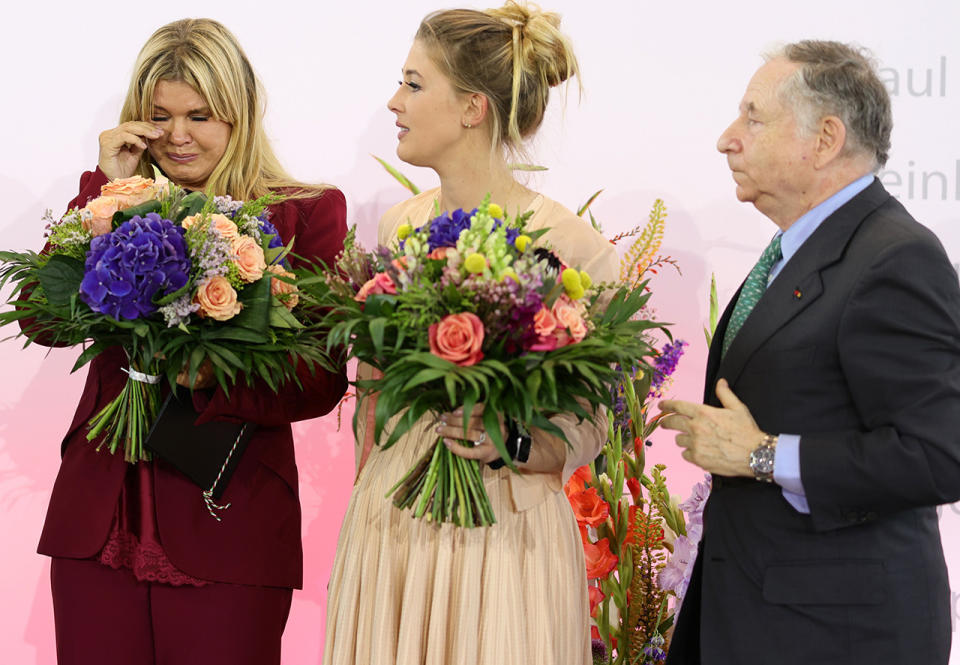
[569,487,610,527]
[584,537,618,579]
[564,465,592,498]
[588,585,605,618]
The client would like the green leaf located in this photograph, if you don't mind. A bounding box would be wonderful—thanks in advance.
[269,301,304,329]
[369,317,387,354]
[172,192,207,222]
[364,294,397,318]
[576,189,604,217]
[113,200,161,225]
[404,368,447,390]
[37,255,84,306]
[231,278,271,333]
[372,155,421,195]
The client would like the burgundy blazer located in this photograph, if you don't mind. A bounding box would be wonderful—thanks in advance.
[35,169,348,589]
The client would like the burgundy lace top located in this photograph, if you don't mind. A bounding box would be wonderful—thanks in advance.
[97,462,207,587]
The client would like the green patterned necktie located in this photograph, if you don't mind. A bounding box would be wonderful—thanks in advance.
[721,234,783,357]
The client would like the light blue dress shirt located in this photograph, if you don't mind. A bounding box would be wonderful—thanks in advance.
[763,174,874,513]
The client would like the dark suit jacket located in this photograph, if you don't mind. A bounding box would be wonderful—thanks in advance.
[34,169,348,589]
[667,179,960,665]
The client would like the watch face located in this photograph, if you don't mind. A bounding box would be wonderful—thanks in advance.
[750,446,775,475]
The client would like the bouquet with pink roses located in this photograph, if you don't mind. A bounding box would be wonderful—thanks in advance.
[314,197,662,527]
[0,174,330,462]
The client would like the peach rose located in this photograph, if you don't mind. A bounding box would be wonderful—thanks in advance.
[100,175,159,208]
[181,213,240,241]
[428,312,484,366]
[354,272,397,302]
[266,264,299,310]
[552,296,588,344]
[194,275,243,321]
[232,235,266,282]
[533,306,557,337]
[427,247,455,261]
[81,196,120,236]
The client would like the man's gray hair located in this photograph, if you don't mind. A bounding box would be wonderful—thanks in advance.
[765,40,892,169]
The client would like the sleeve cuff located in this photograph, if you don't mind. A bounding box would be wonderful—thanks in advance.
[774,433,810,513]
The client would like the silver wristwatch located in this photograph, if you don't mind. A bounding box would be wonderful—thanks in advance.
[749,433,778,482]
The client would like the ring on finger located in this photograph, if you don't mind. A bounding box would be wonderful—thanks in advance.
[473,432,486,446]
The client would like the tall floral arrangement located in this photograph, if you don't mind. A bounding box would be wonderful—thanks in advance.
[562,195,710,664]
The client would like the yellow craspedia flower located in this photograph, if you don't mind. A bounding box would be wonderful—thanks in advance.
[397,223,413,241]
[567,285,585,300]
[561,268,582,292]
[514,234,532,252]
[499,268,519,283]
[465,252,487,274]
[487,203,504,219]
[579,270,593,289]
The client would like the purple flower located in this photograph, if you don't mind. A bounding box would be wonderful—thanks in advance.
[258,216,285,252]
[80,213,190,320]
[650,339,688,395]
[591,638,607,664]
[425,207,475,251]
[658,534,698,598]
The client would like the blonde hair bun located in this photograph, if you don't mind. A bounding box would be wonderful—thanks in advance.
[416,1,580,152]
[484,1,576,88]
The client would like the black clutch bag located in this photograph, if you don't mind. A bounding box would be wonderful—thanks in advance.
[144,387,256,501]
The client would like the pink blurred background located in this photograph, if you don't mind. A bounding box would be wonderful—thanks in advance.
[1,1,958,662]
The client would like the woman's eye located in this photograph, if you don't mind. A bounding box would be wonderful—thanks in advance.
[190,116,209,122]
[404,81,421,91]
[151,116,168,122]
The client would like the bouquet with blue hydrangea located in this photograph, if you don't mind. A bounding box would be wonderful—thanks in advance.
[311,196,663,527]
[0,174,331,462]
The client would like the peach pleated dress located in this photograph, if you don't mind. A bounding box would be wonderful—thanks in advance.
[323,189,618,665]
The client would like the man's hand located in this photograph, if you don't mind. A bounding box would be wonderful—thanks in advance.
[659,378,765,477]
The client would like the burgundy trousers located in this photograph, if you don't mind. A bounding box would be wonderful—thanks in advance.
[50,558,293,665]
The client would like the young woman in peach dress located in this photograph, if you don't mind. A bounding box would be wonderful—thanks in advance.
[324,4,617,664]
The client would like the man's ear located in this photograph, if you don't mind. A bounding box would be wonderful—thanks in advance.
[813,115,847,168]
[462,92,488,128]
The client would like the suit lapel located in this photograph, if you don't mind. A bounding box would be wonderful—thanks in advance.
[714,179,891,391]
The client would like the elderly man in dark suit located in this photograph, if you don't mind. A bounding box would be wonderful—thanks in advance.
[661,40,960,665]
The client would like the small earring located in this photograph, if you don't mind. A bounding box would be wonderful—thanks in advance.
[463,122,472,128]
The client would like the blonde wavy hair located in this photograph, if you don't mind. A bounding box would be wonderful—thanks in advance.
[120,18,327,199]
[416,1,580,155]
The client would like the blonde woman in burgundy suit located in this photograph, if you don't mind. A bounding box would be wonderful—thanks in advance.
[28,19,347,665]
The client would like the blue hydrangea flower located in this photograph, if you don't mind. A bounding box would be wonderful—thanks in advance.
[258,216,285,251]
[426,208,475,251]
[80,212,191,320]
[258,215,288,266]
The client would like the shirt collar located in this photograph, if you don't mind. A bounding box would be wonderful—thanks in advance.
[769,174,874,282]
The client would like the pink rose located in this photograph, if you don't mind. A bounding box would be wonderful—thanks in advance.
[100,175,160,208]
[266,264,299,310]
[232,235,266,282]
[428,312,484,366]
[355,272,397,302]
[81,196,120,236]
[528,334,561,352]
[533,306,557,337]
[194,275,242,321]
[552,296,588,344]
